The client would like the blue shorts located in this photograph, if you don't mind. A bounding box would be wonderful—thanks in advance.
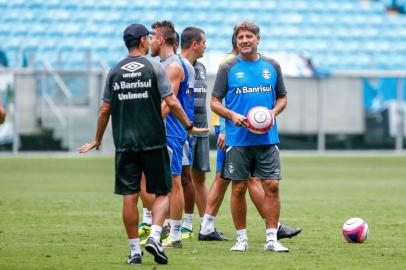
[182,136,193,166]
[215,126,226,173]
[167,136,186,176]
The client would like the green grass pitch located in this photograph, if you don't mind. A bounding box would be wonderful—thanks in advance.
[1,155,406,269]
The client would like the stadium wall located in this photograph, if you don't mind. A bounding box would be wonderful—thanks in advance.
[0,69,405,152]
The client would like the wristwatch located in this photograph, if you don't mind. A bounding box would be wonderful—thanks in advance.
[185,123,193,131]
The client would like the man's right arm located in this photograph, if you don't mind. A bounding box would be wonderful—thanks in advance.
[78,101,111,153]
[161,62,183,118]
[154,61,208,135]
[211,64,248,128]
[163,94,208,135]
[78,70,113,153]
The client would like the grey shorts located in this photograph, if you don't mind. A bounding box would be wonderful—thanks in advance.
[192,136,211,172]
[221,144,281,181]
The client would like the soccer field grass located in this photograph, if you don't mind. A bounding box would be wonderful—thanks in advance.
[1,155,406,269]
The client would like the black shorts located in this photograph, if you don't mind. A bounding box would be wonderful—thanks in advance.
[115,147,172,196]
[221,144,281,181]
[192,136,211,173]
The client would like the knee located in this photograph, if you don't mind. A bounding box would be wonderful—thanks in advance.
[232,182,247,197]
[247,177,260,190]
[181,174,189,186]
[123,194,138,205]
[192,171,205,185]
[172,177,183,192]
[263,181,279,194]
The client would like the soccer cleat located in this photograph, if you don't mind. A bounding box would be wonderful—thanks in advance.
[127,253,142,265]
[181,227,194,240]
[230,239,248,252]
[145,237,168,265]
[138,223,151,238]
[277,224,302,240]
[162,236,182,248]
[264,240,289,252]
[198,230,230,241]
[160,225,171,240]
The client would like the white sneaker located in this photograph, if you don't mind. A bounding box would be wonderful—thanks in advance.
[264,240,289,252]
[230,239,248,252]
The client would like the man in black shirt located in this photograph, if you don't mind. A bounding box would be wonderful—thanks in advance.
[79,23,206,266]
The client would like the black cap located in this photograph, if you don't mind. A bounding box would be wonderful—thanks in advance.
[123,24,149,42]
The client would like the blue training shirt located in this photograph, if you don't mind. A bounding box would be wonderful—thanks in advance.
[212,54,287,146]
[161,54,195,140]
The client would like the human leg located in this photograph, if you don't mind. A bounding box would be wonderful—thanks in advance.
[252,145,288,252]
[247,176,265,218]
[230,180,248,230]
[143,148,172,264]
[191,137,210,218]
[230,180,249,251]
[192,170,207,217]
[115,151,144,264]
[181,164,195,239]
[247,176,302,240]
[123,194,140,239]
[138,173,155,237]
[123,194,143,264]
[198,133,230,240]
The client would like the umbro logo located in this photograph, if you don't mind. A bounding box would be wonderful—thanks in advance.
[263,69,271,79]
[228,163,235,174]
[235,72,245,79]
[121,61,145,72]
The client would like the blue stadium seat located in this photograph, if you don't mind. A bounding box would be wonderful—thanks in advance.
[0,0,405,72]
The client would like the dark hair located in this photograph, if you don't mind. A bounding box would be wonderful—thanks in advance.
[151,20,176,46]
[181,27,205,49]
[124,36,142,50]
[231,33,237,50]
[233,20,260,38]
[175,31,179,44]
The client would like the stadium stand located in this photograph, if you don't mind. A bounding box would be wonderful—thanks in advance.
[1,0,405,151]
[1,0,406,73]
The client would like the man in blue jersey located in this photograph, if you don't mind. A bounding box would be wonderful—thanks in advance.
[149,20,204,248]
[200,34,301,242]
[211,20,289,252]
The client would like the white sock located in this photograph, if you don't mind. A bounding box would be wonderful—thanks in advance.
[128,238,141,256]
[182,213,194,231]
[266,228,278,242]
[236,229,248,241]
[200,217,203,225]
[169,220,182,240]
[200,214,215,235]
[264,220,281,229]
[164,219,172,227]
[142,208,152,225]
[150,225,162,242]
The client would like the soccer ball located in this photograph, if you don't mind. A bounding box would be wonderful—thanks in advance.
[342,217,369,243]
[245,106,274,134]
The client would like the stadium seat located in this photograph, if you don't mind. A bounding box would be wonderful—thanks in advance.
[0,0,405,72]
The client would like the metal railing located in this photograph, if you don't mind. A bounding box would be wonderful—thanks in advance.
[43,60,74,150]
